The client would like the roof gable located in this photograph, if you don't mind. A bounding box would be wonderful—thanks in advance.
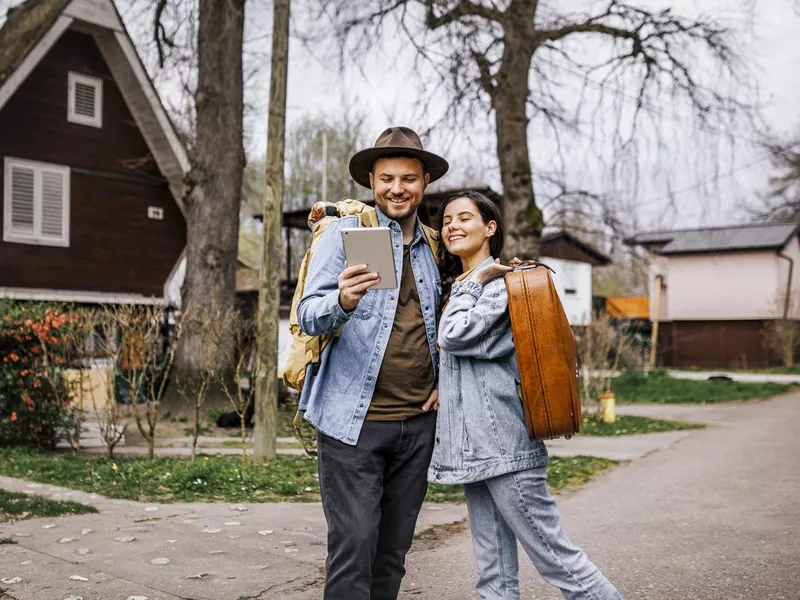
[0,0,189,212]
[540,230,611,266]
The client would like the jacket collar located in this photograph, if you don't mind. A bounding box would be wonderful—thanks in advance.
[375,205,426,245]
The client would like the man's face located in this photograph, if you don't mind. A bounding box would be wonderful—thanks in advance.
[369,157,430,225]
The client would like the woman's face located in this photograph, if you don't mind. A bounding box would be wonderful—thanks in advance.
[441,197,496,259]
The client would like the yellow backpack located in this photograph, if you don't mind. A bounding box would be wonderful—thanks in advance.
[282,199,440,393]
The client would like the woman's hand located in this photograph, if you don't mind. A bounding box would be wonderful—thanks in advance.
[473,259,512,286]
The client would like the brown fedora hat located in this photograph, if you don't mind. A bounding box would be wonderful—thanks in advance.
[349,126,449,189]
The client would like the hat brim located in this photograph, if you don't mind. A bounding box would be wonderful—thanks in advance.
[349,146,449,189]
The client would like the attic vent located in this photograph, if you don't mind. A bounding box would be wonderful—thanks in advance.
[68,72,103,128]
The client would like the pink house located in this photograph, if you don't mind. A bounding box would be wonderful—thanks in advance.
[626,222,800,368]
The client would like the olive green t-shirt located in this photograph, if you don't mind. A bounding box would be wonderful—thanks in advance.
[366,244,435,421]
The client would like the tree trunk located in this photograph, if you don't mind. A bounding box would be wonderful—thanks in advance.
[492,16,541,261]
[175,0,246,375]
[253,0,290,462]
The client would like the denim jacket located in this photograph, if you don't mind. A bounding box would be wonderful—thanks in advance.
[297,207,441,445]
[428,256,548,484]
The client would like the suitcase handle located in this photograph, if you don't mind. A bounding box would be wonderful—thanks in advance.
[508,259,556,275]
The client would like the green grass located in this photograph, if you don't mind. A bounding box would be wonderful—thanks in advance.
[611,370,794,404]
[0,537,17,544]
[579,415,705,436]
[0,449,614,505]
[0,489,97,523]
[424,456,616,503]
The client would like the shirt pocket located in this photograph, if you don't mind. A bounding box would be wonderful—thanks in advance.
[352,289,378,320]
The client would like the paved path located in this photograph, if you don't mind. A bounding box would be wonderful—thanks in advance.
[667,369,800,384]
[0,480,466,600]
[384,392,800,600]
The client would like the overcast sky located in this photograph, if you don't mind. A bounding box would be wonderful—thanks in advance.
[2,0,799,233]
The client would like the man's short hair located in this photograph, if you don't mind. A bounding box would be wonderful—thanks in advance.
[371,154,428,175]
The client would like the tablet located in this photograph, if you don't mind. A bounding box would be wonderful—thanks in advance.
[341,227,398,290]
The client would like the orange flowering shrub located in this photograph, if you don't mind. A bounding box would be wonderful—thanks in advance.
[0,301,82,449]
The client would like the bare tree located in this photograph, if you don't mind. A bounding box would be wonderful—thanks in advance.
[763,291,800,368]
[576,313,634,423]
[152,0,247,378]
[313,0,757,258]
[753,134,800,222]
[113,304,181,459]
[218,312,257,468]
[174,303,232,462]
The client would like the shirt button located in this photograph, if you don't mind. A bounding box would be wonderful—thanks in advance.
[390,295,395,301]
[383,324,388,329]
[436,437,440,444]
[359,403,364,408]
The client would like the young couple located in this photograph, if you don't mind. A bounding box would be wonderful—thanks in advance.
[297,126,621,600]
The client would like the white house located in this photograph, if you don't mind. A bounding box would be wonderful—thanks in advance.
[626,221,800,368]
[539,230,611,327]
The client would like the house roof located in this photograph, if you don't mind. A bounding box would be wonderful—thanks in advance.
[626,222,800,255]
[0,0,70,85]
[540,229,612,266]
[606,296,649,320]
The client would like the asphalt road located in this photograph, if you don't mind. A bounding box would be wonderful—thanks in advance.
[392,392,800,600]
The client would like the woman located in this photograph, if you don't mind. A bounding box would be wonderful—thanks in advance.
[429,190,621,600]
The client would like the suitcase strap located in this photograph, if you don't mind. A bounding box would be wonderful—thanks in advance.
[509,259,556,274]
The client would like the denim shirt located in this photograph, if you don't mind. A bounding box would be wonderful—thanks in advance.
[297,207,441,445]
[428,256,548,485]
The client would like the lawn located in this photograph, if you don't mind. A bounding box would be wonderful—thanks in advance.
[0,449,615,505]
[0,489,97,523]
[579,415,705,436]
[611,370,794,403]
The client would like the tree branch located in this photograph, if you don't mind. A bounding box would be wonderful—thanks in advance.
[424,0,503,30]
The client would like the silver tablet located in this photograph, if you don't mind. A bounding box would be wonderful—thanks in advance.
[341,227,398,290]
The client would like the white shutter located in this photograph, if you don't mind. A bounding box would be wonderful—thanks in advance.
[73,81,96,118]
[9,165,35,235]
[40,169,65,239]
[3,158,70,246]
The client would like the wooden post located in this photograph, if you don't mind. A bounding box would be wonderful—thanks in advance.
[649,274,663,370]
[254,0,290,462]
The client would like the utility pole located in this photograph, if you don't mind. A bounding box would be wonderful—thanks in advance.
[254,0,290,462]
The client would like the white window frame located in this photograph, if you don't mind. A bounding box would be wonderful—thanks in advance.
[3,157,71,247]
[67,72,103,128]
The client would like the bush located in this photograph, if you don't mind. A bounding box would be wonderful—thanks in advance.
[0,301,82,450]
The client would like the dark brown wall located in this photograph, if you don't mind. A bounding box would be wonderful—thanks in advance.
[0,30,185,296]
[657,321,785,369]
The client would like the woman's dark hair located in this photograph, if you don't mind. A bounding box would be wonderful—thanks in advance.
[437,190,505,302]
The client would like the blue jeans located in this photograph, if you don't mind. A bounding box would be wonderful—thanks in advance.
[464,466,622,600]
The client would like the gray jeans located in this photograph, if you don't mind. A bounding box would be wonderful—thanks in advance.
[317,412,436,600]
[464,466,622,600]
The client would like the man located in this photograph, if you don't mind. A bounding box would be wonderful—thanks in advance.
[297,126,448,599]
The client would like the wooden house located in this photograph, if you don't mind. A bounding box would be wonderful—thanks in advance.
[0,0,187,305]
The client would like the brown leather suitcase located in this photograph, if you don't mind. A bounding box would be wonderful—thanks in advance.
[504,262,581,440]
